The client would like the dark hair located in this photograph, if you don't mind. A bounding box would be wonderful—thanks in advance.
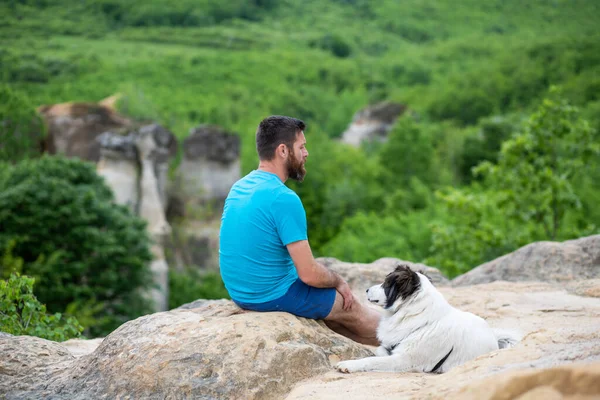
[256,115,305,160]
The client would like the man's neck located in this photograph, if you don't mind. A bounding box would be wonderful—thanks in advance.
[257,161,287,182]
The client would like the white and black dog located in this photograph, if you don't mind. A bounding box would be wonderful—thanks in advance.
[336,264,519,374]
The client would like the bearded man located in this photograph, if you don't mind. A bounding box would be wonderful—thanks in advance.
[219,115,380,345]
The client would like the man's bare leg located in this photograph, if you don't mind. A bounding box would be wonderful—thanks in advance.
[324,320,366,344]
[325,292,380,346]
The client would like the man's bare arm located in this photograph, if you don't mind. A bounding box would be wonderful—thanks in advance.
[287,240,354,310]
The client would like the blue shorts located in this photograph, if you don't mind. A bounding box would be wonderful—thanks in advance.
[233,278,336,319]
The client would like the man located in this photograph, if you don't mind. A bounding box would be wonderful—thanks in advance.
[219,115,380,346]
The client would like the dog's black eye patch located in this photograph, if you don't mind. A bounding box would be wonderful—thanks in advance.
[382,264,421,309]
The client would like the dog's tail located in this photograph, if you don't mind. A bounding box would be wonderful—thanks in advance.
[492,328,521,349]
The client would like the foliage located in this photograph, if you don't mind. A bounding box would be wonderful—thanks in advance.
[474,90,599,240]
[168,268,229,310]
[321,207,435,264]
[377,117,439,188]
[287,132,384,253]
[458,116,518,183]
[428,94,599,275]
[0,85,45,163]
[309,34,352,58]
[0,272,84,341]
[0,0,599,280]
[0,156,154,336]
[425,189,520,277]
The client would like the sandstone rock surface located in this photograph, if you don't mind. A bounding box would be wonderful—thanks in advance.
[2,238,600,399]
[1,301,371,399]
[452,235,600,286]
[60,338,105,358]
[320,256,450,292]
[0,336,74,394]
[453,362,600,400]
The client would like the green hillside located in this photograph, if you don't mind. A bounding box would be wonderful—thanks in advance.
[2,0,600,274]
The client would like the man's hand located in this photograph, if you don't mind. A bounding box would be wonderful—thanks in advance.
[336,280,354,311]
[288,240,356,310]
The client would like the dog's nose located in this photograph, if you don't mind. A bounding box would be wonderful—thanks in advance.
[365,289,369,293]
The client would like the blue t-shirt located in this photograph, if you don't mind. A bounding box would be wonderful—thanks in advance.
[219,170,307,303]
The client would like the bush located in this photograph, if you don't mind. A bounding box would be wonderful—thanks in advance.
[428,93,600,276]
[0,85,45,163]
[425,188,519,277]
[458,116,517,182]
[168,268,229,309]
[309,34,352,58]
[428,85,496,125]
[377,117,438,188]
[0,272,84,341]
[475,90,599,240]
[0,156,154,336]
[321,208,435,264]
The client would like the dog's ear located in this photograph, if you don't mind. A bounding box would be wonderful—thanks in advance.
[383,264,421,309]
[393,264,406,273]
[383,278,401,309]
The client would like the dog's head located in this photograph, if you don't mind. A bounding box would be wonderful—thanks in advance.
[366,264,431,310]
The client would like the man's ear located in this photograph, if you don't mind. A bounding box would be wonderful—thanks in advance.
[277,143,287,158]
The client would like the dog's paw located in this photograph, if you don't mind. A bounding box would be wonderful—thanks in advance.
[335,360,361,374]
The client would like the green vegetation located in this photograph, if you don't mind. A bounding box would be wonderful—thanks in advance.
[0,272,84,341]
[169,269,229,310]
[0,156,154,336]
[1,0,599,339]
[0,85,45,163]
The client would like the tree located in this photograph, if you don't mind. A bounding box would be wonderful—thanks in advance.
[426,92,599,276]
[0,156,154,336]
[288,131,384,253]
[475,90,599,240]
[377,117,438,189]
[425,188,519,277]
[459,116,517,183]
[0,85,45,163]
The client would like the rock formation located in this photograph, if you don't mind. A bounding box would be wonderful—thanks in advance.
[450,362,600,400]
[37,97,180,311]
[96,124,177,312]
[179,124,241,205]
[319,256,450,290]
[340,101,406,146]
[95,131,138,209]
[170,124,241,270]
[39,97,131,162]
[0,301,371,399]
[452,234,600,286]
[2,235,600,399]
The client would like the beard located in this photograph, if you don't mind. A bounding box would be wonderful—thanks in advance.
[286,148,306,182]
